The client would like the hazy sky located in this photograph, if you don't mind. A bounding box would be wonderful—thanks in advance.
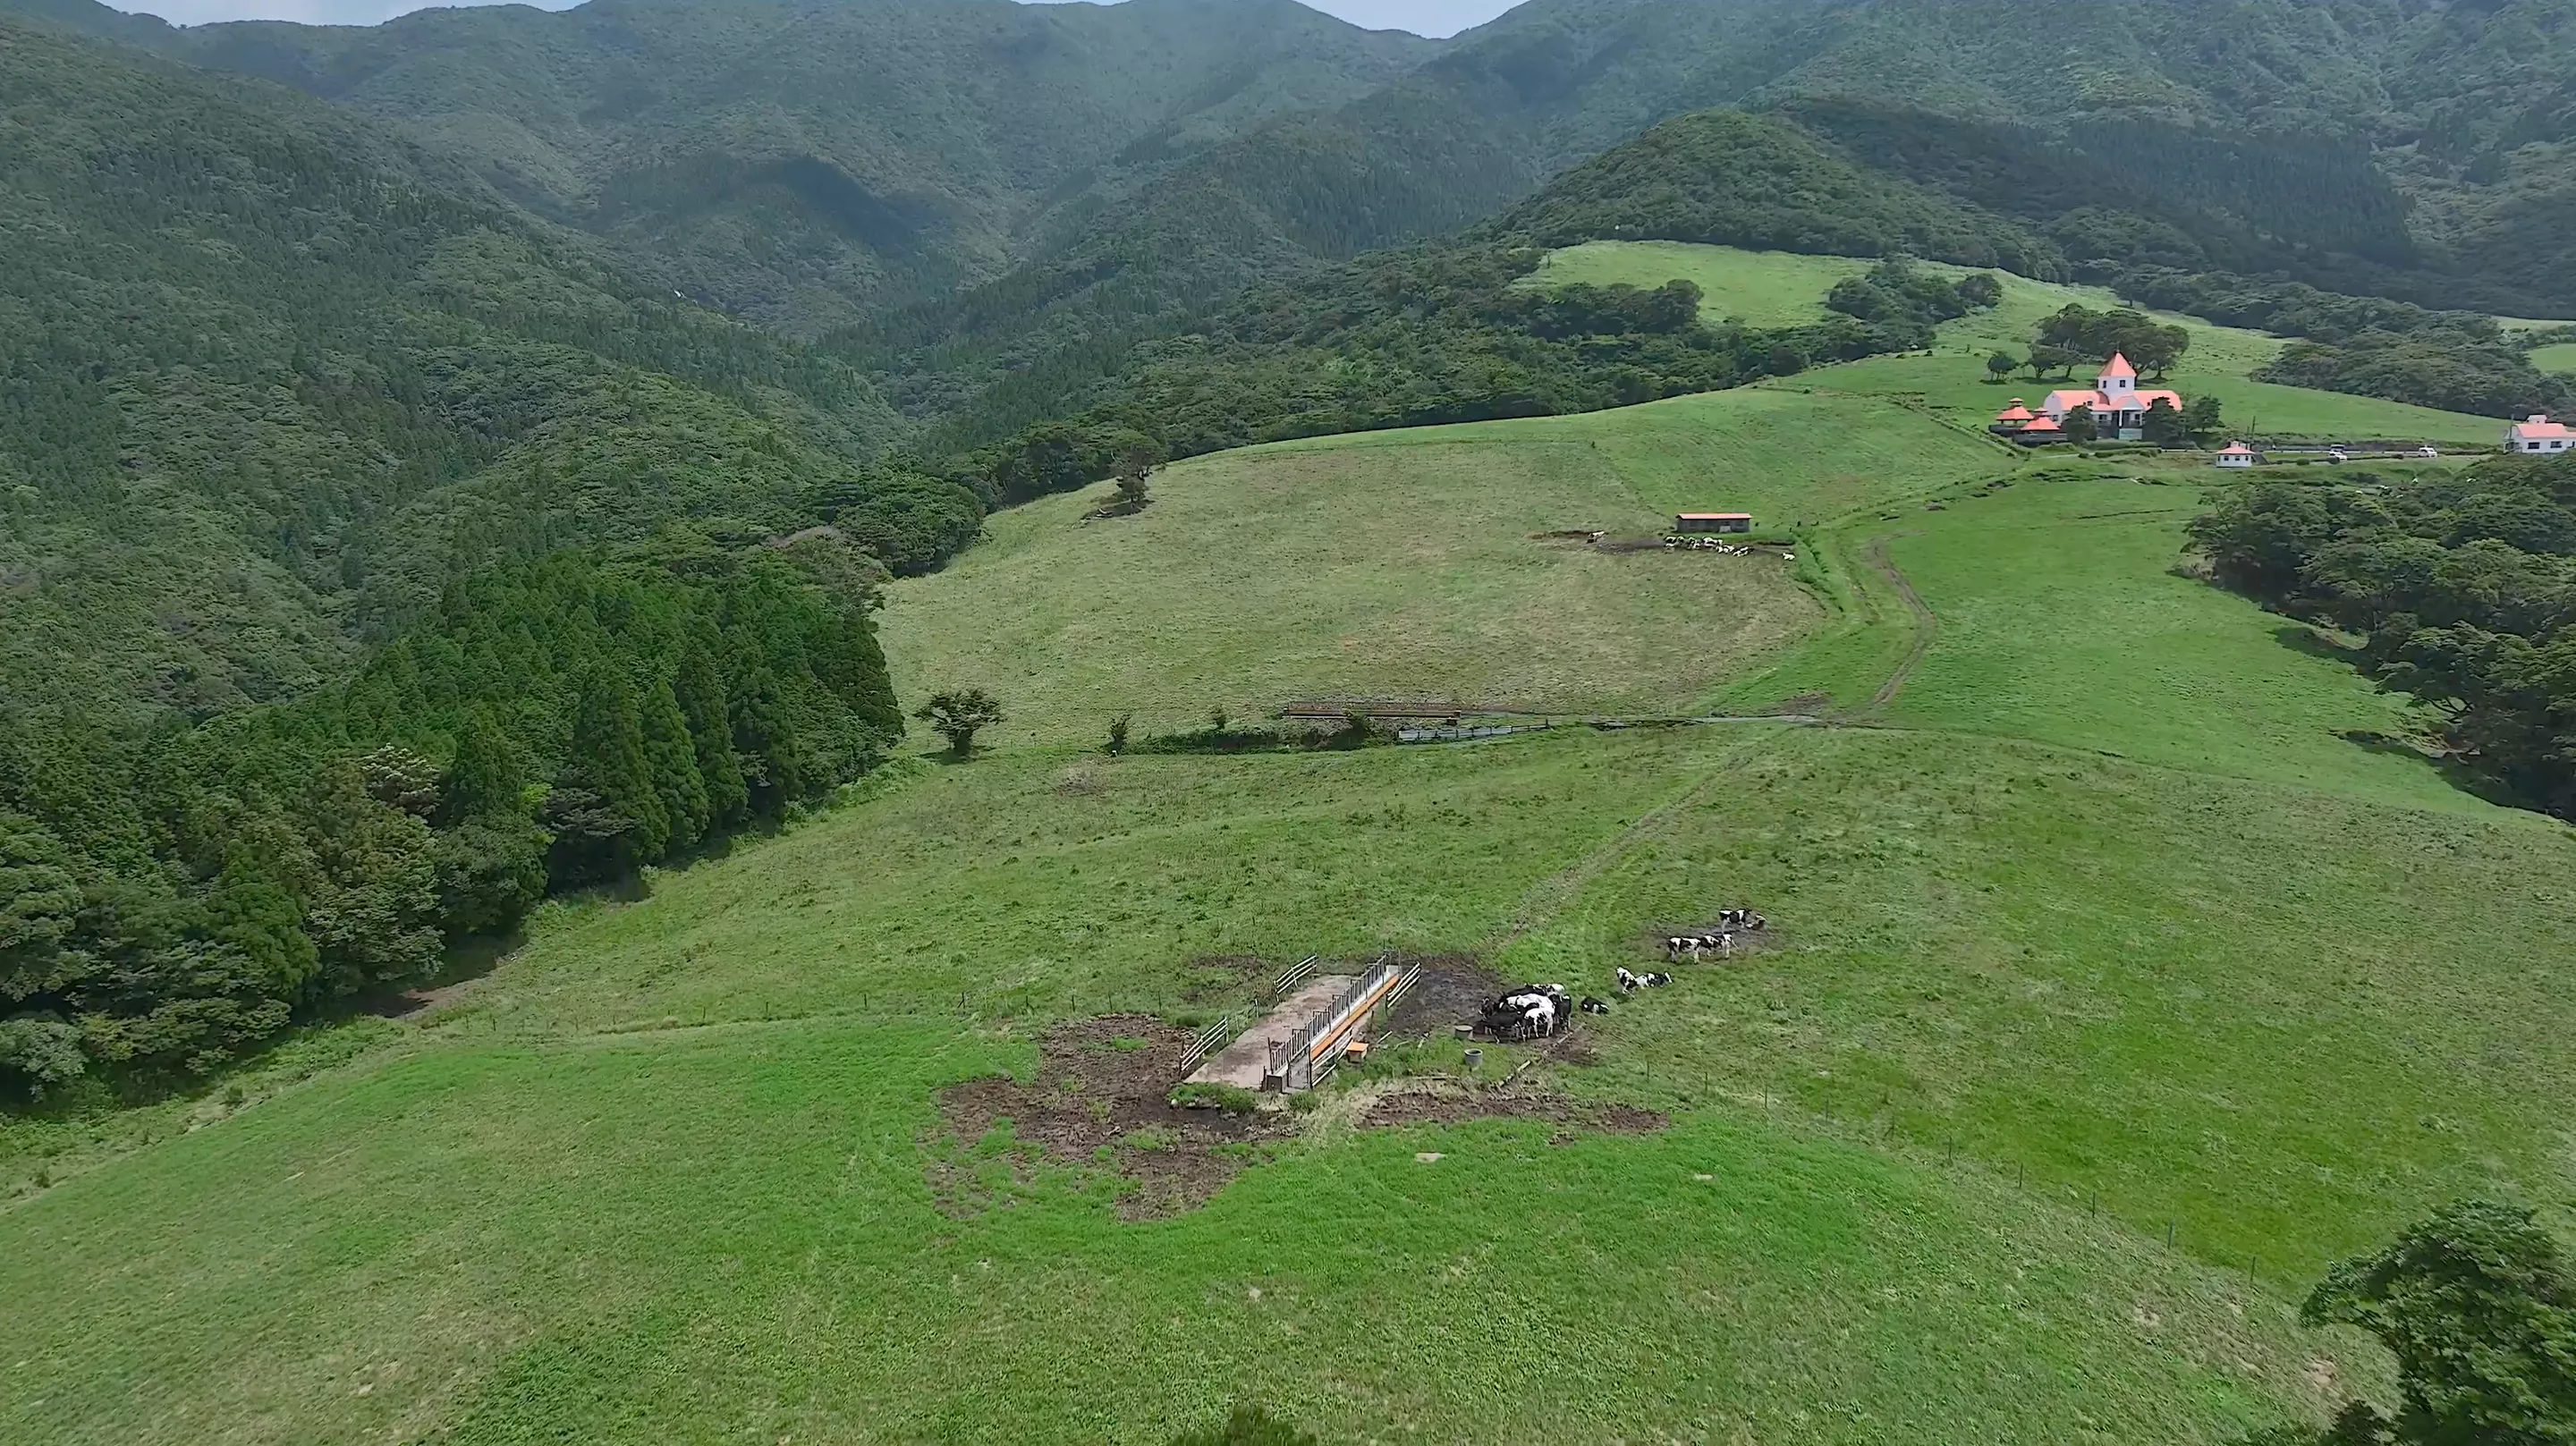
[106,0,1521,38]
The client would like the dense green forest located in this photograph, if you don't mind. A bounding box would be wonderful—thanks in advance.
[0,532,901,1096]
[2190,453,2576,820]
[0,16,971,720]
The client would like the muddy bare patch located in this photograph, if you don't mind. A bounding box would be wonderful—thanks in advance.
[928,1014,1296,1221]
[1361,1081,1665,1144]
[1378,953,1506,1039]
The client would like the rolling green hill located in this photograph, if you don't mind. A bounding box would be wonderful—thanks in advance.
[876,387,1998,742]
[17,383,2576,1442]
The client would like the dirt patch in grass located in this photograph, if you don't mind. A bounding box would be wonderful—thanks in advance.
[928,1014,1296,1222]
[1361,1081,1665,1143]
[1378,953,1506,1039]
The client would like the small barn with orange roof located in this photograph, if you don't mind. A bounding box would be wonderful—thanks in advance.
[2216,442,2259,469]
[1991,399,2037,434]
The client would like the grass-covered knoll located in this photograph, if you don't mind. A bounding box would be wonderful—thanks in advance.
[877,390,1998,742]
[0,723,2335,1446]
[1731,475,2485,810]
[1522,241,1877,327]
[2529,341,2576,376]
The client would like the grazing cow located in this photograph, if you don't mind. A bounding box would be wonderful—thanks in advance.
[1615,967,1642,994]
[1665,935,1698,963]
[1642,971,1673,988]
[1579,997,1611,1015]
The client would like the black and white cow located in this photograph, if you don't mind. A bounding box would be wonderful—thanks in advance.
[1615,967,1642,994]
[1480,984,1571,1042]
[1641,971,1673,988]
[1579,997,1611,1015]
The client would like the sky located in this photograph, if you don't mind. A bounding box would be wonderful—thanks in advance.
[106,0,1521,37]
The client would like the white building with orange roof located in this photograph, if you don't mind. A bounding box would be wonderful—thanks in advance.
[2216,442,2258,469]
[2506,414,2574,454]
[1988,399,2037,435]
[2032,352,2184,441]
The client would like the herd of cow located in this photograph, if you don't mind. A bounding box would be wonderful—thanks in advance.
[1474,910,1767,1043]
[1663,538,1786,558]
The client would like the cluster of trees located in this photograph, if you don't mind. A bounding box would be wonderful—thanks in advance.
[2189,453,2576,817]
[1485,108,2059,276]
[2251,1199,2575,1446]
[953,246,1919,503]
[0,535,904,1098]
[2028,304,2191,380]
[2113,268,2574,420]
[1825,258,2003,339]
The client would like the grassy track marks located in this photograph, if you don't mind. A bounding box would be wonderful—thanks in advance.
[1488,731,1773,947]
[1859,533,1936,714]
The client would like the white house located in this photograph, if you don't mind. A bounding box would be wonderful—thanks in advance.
[1996,353,2187,443]
[2215,442,2258,469]
[2506,414,2574,453]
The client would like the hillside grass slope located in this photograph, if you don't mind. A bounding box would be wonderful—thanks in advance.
[13,375,2576,1441]
[874,387,1999,740]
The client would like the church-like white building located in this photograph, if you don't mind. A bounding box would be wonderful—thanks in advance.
[1993,353,2185,443]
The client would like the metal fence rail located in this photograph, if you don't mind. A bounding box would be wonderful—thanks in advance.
[1266,953,1404,1091]
[1178,1011,1244,1078]
[1271,954,1322,999]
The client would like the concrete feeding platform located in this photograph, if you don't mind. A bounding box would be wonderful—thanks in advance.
[1184,975,1355,1089]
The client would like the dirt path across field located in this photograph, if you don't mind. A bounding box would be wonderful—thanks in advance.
[1860,532,1937,714]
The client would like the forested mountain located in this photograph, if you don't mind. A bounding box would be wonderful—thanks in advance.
[29,0,2576,440]
[853,0,2576,436]
[18,0,1438,335]
[0,15,971,723]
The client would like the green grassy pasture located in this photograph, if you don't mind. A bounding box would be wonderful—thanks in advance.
[16,334,2576,1443]
[1727,475,2479,808]
[875,389,1999,741]
[2529,341,2576,375]
[0,996,2321,1445]
[1506,725,2576,1288]
[1529,241,2503,444]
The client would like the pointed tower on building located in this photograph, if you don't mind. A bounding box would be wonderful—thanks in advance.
[2097,352,2138,403]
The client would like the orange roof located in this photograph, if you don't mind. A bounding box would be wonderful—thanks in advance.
[2018,415,2062,432]
[1995,403,2035,422]
[1677,512,1753,520]
[2510,414,2575,439]
[2099,352,2137,378]
[2219,442,2256,455]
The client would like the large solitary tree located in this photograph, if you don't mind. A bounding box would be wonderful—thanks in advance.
[915,688,1007,756]
[2257,1199,2576,1445]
